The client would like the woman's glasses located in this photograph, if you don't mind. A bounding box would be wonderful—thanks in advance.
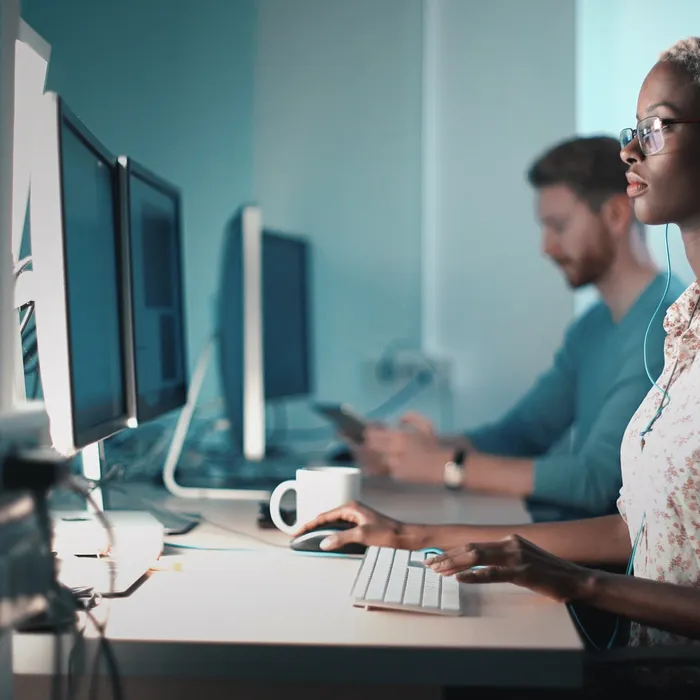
[620,116,700,155]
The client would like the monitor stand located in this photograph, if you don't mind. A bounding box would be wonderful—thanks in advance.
[163,334,277,501]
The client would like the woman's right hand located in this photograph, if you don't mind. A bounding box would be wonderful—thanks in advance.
[294,501,405,550]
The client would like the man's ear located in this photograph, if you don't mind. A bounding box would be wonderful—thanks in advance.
[600,194,633,239]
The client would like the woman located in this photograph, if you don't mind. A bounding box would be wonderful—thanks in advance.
[297,38,700,688]
[432,37,700,692]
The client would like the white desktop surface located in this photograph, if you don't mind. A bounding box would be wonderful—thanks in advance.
[13,479,584,696]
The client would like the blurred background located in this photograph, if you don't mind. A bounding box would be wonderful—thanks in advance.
[18,0,699,480]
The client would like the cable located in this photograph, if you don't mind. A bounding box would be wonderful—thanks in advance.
[64,477,116,599]
[62,476,123,700]
[13,255,32,277]
[19,301,34,335]
[640,223,672,446]
[66,612,87,700]
[31,491,70,700]
[85,609,123,700]
[567,514,645,652]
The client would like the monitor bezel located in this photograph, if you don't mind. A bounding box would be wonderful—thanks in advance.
[117,155,189,424]
[31,92,132,455]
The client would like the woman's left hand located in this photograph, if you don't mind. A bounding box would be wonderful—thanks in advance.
[425,535,595,603]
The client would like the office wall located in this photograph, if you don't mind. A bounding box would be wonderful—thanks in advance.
[575,0,696,314]
[19,0,582,443]
[20,0,256,402]
[254,0,425,428]
[423,0,576,429]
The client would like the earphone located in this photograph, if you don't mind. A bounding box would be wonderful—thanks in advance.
[639,223,673,447]
[569,223,672,651]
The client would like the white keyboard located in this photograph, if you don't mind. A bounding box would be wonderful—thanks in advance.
[350,546,461,615]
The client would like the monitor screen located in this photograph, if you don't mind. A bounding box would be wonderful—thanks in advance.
[60,116,128,446]
[124,161,187,422]
[262,231,311,399]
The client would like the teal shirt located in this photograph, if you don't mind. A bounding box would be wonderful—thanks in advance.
[468,274,685,522]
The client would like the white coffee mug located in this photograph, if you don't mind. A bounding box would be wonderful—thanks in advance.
[268,466,361,535]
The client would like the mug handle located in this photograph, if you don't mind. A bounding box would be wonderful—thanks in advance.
[269,480,298,535]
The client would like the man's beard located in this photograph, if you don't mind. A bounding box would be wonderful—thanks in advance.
[558,253,613,289]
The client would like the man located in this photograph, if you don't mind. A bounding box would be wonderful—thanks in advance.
[352,136,684,522]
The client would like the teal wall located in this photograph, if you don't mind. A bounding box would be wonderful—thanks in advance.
[21,0,257,402]
[253,0,425,431]
[424,0,576,430]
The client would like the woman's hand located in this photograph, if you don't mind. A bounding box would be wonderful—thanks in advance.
[294,501,406,550]
[426,534,596,603]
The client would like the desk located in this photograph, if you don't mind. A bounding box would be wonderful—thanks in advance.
[13,480,584,698]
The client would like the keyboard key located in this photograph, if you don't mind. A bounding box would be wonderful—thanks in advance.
[403,565,424,606]
[364,547,395,602]
[422,569,441,609]
[383,550,409,603]
[353,546,379,599]
[440,576,460,613]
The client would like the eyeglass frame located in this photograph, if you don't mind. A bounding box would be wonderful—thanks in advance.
[620,116,700,155]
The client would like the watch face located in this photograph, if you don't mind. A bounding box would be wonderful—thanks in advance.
[444,461,463,487]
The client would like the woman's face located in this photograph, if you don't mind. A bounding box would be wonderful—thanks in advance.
[621,61,700,230]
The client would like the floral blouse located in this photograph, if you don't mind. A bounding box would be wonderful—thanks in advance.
[618,280,700,646]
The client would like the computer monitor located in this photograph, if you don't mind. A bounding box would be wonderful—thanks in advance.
[117,156,188,424]
[262,231,312,400]
[218,207,312,461]
[30,91,134,458]
[218,205,265,461]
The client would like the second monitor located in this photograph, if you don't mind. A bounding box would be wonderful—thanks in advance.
[117,156,188,425]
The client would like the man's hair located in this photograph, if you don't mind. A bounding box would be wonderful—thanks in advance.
[660,37,700,87]
[527,136,629,212]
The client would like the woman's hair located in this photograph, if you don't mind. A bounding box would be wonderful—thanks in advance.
[659,37,700,87]
[527,136,628,212]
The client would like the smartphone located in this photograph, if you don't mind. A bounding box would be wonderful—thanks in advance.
[313,403,367,444]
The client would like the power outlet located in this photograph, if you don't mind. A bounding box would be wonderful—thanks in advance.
[363,355,452,389]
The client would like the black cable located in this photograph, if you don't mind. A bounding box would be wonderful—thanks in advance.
[86,609,123,700]
[32,491,67,700]
[66,615,86,700]
[64,588,101,700]
[19,301,34,335]
[52,626,63,700]
[62,478,122,700]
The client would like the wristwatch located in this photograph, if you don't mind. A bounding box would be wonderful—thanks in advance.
[444,448,467,490]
